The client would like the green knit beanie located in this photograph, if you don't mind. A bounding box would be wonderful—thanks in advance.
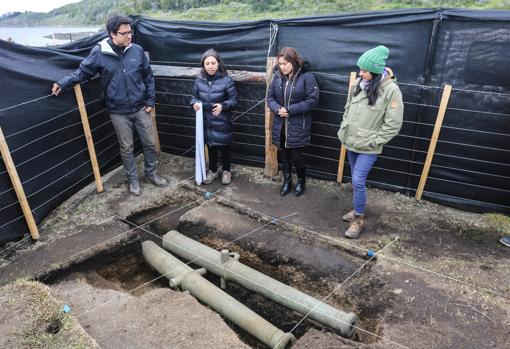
[357,45,389,74]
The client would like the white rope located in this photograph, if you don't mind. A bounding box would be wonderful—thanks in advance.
[434,151,510,167]
[447,106,510,118]
[233,121,265,128]
[0,214,24,231]
[234,141,264,148]
[29,176,197,278]
[0,234,31,256]
[0,117,112,177]
[75,209,297,320]
[0,94,53,113]
[157,114,194,121]
[206,191,510,300]
[155,102,189,108]
[29,143,120,214]
[96,199,409,349]
[0,131,115,198]
[231,156,265,164]
[267,22,279,57]
[150,60,266,69]
[180,98,265,157]
[4,98,103,139]
[156,91,193,97]
[275,237,407,349]
[10,121,83,154]
[231,110,265,117]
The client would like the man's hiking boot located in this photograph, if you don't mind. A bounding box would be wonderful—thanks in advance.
[129,180,141,196]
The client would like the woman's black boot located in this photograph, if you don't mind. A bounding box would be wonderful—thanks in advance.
[280,171,292,196]
[294,167,306,196]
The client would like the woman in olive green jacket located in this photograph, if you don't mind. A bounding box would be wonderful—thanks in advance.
[338,45,403,238]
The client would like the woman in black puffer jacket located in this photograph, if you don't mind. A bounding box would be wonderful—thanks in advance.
[267,47,319,196]
[191,49,238,185]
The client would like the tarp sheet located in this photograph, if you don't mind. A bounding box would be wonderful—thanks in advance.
[1,8,509,245]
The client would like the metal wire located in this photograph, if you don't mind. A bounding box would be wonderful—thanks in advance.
[0,93,53,113]
[32,148,120,215]
[447,106,510,118]
[0,132,116,198]
[157,114,194,121]
[159,131,194,139]
[4,98,103,140]
[234,141,264,148]
[434,152,510,167]
[0,132,115,195]
[302,153,338,162]
[10,121,84,154]
[156,91,193,97]
[155,102,190,109]
[0,118,112,177]
[150,60,266,69]
[233,122,265,128]
[0,140,118,213]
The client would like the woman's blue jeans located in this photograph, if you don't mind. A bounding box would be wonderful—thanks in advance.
[347,150,378,215]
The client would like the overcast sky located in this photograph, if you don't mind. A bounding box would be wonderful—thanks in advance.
[0,0,81,16]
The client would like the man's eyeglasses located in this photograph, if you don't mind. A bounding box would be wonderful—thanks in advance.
[116,31,133,37]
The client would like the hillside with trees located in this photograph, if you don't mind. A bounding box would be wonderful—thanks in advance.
[1,0,509,26]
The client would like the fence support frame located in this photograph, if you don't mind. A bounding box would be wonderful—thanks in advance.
[415,84,452,201]
[337,72,357,183]
[74,84,104,193]
[264,57,278,177]
[0,127,40,240]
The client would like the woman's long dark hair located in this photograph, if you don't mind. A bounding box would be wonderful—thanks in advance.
[200,48,228,77]
[354,73,382,105]
[277,47,305,74]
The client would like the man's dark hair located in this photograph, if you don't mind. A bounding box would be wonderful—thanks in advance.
[106,15,132,36]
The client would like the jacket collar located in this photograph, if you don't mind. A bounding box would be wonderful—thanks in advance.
[274,65,303,83]
[99,38,132,56]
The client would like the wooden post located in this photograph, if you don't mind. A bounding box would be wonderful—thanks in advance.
[415,84,452,201]
[337,72,357,183]
[74,84,104,193]
[150,108,161,153]
[264,57,278,177]
[146,51,161,154]
[0,127,39,240]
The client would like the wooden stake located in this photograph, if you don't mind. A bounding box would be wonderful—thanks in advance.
[415,84,452,201]
[264,56,278,177]
[337,72,357,183]
[150,108,161,153]
[74,84,104,193]
[0,127,39,240]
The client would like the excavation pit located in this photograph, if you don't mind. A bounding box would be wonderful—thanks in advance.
[1,155,508,349]
[41,198,387,348]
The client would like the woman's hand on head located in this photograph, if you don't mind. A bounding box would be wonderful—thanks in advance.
[212,103,223,116]
[193,103,201,111]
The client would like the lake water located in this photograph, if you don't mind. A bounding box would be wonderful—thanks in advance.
[0,27,101,47]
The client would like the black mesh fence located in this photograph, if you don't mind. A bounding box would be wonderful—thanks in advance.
[1,9,509,244]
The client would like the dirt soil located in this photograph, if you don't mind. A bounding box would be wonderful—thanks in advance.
[0,152,509,349]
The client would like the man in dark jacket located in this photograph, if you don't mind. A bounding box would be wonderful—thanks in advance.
[51,15,167,196]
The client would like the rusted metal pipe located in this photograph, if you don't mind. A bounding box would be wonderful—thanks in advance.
[162,230,358,338]
[142,241,295,349]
